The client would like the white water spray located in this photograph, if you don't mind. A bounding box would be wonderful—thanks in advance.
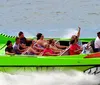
[63,28,78,38]
[20,31,35,38]
[0,71,100,85]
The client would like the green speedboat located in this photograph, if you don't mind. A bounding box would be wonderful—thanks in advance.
[0,33,100,75]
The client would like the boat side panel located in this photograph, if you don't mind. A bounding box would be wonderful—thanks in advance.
[0,66,93,72]
[0,56,99,66]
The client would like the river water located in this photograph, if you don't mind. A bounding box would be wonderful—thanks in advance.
[0,0,100,85]
[0,71,100,85]
[0,0,100,38]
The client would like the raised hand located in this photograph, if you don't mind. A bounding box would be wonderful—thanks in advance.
[78,26,81,30]
[77,26,81,38]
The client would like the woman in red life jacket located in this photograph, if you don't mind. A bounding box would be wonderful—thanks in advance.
[69,38,83,55]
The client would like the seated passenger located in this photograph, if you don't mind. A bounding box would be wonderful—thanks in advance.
[13,37,40,55]
[69,39,83,55]
[48,39,67,54]
[90,40,98,52]
[18,31,32,47]
[5,40,15,55]
[40,44,59,56]
[13,37,26,54]
[36,33,48,48]
[94,32,100,52]
[81,43,91,54]
[49,39,67,49]
[31,40,44,52]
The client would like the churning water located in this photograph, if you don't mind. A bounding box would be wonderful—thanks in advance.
[0,71,100,85]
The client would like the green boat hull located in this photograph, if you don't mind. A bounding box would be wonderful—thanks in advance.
[0,33,100,74]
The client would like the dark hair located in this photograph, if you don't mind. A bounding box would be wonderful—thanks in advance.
[19,31,23,36]
[97,32,100,37]
[6,40,12,46]
[48,39,54,44]
[15,37,20,41]
[36,33,42,40]
[70,39,75,44]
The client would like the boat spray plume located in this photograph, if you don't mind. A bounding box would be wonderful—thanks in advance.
[63,28,78,38]
[0,70,100,85]
[21,31,35,38]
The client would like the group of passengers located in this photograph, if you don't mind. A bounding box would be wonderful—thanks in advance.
[69,27,100,55]
[5,27,100,56]
[5,32,67,56]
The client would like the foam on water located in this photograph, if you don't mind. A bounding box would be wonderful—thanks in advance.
[0,71,100,85]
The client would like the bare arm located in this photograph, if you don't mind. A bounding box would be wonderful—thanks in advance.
[20,44,28,49]
[27,47,40,55]
[50,46,61,52]
[55,44,68,49]
[74,48,83,54]
[14,45,26,53]
[34,46,44,51]
[5,51,15,55]
[44,52,58,56]
[77,27,81,38]
[39,51,59,56]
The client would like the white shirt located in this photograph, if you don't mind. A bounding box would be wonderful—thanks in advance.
[13,43,21,54]
[95,37,100,48]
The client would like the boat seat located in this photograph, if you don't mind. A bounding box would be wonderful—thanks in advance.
[59,41,69,46]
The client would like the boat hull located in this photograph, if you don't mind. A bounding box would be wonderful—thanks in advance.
[0,66,94,72]
[0,55,99,74]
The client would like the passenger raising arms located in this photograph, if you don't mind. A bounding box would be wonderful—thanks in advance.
[69,38,83,55]
[71,27,82,46]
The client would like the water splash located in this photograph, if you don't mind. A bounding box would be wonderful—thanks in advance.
[63,28,78,38]
[0,71,100,85]
[23,31,35,38]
